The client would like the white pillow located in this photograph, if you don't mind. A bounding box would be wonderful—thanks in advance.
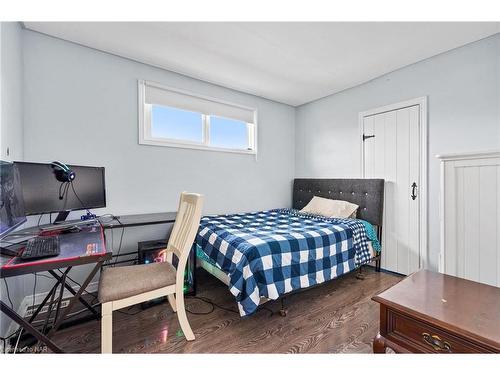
[300,196,358,219]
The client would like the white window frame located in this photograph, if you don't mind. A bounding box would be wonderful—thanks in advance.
[138,80,258,155]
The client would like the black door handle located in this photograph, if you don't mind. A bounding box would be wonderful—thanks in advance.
[411,182,417,200]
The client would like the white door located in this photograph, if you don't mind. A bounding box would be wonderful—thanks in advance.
[362,104,421,275]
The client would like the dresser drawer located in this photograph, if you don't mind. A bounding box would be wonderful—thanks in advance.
[385,309,492,353]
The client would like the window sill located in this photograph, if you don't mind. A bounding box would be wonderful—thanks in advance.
[139,138,257,155]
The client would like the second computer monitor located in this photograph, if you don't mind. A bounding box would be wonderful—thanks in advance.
[15,161,106,221]
[0,161,27,238]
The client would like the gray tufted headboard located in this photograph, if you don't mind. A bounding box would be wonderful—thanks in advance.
[293,178,385,226]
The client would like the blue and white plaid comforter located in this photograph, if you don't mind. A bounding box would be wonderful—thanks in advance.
[195,209,374,316]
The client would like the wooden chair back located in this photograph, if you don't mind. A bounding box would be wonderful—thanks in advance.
[166,192,204,287]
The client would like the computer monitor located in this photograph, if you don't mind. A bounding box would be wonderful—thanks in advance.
[0,161,27,238]
[15,161,106,222]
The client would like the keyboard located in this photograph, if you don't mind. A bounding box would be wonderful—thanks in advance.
[21,236,60,260]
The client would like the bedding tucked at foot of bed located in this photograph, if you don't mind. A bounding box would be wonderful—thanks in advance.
[195,208,379,316]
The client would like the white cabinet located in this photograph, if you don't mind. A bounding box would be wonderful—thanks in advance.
[438,151,500,287]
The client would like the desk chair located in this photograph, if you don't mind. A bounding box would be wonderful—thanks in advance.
[98,192,204,353]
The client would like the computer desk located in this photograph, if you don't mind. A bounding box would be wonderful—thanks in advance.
[0,223,111,353]
[2,212,177,263]
[101,212,177,229]
[0,212,177,353]
[6,212,178,236]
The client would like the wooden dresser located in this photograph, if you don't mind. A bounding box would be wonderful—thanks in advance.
[372,270,500,353]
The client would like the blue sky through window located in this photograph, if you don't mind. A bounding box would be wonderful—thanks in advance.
[151,105,249,150]
[151,105,203,142]
[210,116,248,150]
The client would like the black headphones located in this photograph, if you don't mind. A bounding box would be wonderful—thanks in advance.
[51,161,76,182]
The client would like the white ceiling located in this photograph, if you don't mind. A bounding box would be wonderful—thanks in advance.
[24,22,500,106]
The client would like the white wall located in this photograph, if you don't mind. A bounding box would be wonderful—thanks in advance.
[22,30,296,217]
[498,35,500,148]
[1,22,24,161]
[296,33,500,271]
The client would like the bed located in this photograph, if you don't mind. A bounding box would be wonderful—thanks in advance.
[195,178,384,317]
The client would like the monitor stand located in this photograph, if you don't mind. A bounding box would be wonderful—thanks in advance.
[54,210,70,224]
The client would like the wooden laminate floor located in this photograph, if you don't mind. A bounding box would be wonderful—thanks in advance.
[53,267,402,353]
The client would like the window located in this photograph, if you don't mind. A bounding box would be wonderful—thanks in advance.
[150,106,203,143]
[138,80,257,154]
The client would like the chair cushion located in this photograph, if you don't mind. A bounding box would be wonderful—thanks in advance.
[98,262,177,303]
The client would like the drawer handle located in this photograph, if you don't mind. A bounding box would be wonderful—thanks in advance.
[422,333,452,353]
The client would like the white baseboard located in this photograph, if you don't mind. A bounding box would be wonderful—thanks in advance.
[5,280,99,343]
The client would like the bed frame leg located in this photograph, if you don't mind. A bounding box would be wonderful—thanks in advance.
[356,266,366,280]
[375,256,381,272]
[279,298,287,317]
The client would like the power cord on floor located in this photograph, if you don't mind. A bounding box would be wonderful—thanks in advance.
[185,295,240,315]
[184,296,215,315]
[115,305,144,316]
[185,295,276,317]
[113,295,240,317]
